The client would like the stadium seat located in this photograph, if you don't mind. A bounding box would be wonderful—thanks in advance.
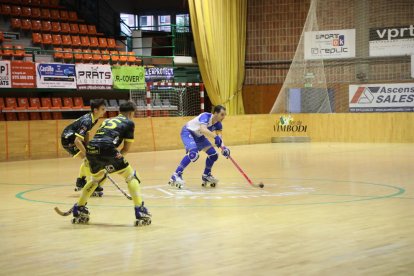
[62,97,73,109]
[51,21,60,32]
[11,6,21,17]
[31,7,41,18]
[82,49,92,62]
[98,37,107,48]
[42,33,52,45]
[73,97,88,109]
[13,45,25,59]
[101,50,110,63]
[53,47,63,59]
[1,5,11,16]
[87,25,97,35]
[68,11,77,21]
[22,0,32,4]
[60,10,68,21]
[92,49,102,63]
[71,35,81,47]
[80,36,90,47]
[10,18,21,29]
[79,24,88,35]
[21,6,31,17]
[40,8,50,19]
[40,97,51,110]
[41,112,52,120]
[40,0,50,6]
[32,32,42,44]
[52,34,62,46]
[2,45,13,59]
[60,22,70,33]
[28,98,41,110]
[51,97,62,110]
[89,36,98,48]
[107,38,117,49]
[69,23,79,34]
[49,0,59,7]
[50,9,59,20]
[17,97,29,111]
[62,48,73,60]
[31,20,41,31]
[4,98,17,111]
[118,51,128,64]
[61,35,71,46]
[21,19,32,31]
[0,32,3,43]
[127,52,137,64]
[73,48,82,62]
[41,20,51,32]
[110,50,119,63]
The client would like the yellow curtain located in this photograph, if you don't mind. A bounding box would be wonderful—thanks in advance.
[188,0,247,115]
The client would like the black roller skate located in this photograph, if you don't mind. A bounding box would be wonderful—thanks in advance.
[134,202,152,227]
[74,177,86,191]
[91,186,104,197]
[71,204,90,224]
[202,173,219,188]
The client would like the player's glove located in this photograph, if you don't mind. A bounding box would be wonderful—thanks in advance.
[221,146,230,159]
[214,135,222,148]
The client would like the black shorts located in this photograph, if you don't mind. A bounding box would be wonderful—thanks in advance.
[61,137,80,157]
[86,143,129,174]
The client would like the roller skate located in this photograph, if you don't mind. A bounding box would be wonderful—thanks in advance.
[74,177,86,191]
[71,204,90,224]
[202,173,219,188]
[134,202,152,227]
[91,186,104,197]
[168,172,185,189]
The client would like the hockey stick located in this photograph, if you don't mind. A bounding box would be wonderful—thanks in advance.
[106,174,132,200]
[221,147,264,188]
[54,206,73,216]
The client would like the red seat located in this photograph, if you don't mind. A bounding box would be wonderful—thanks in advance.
[11,6,21,17]
[49,0,59,7]
[92,49,102,63]
[53,47,63,59]
[13,45,25,58]
[62,97,73,109]
[68,11,77,21]
[52,34,62,46]
[31,7,41,18]
[10,18,21,29]
[1,5,11,16]
[80,36,89,47]
[119,51,128,64]
[82,49,92,63]
[89,36,98,48]
[87,25,97,35]
[42,33,52,45]
[40,8,50,19]
[110,50,119,63]
[71,35,81,47]
[40,97,51,110]
[32,32,42,44]
[50,9,59,20]
[51,97,62,109]
[31,20,41,31]
[21,6,31,17]
[73,97,87,108]
[60,22,70,33]
[0,98,4,111]
[127,52,137,64]
[21,19,32,30]
[62,48,73,60]
[51,21,60,32]
[2,44,14,59]
[69,23,79,34]
[101,50,110,63]
[73,48,82,62]
[61,35,71,46]
[17,97,29,110]
[4,97,17,111]
[98,37,107,49]
[41,20,51,32]
[107,38,117,49]
[0,32,3,43]
[29,98,41,110]
[60,10,68,21]
[78,24,88,35]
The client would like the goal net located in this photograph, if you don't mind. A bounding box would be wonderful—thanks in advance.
[271,0,414,113]
[130,82,204,117]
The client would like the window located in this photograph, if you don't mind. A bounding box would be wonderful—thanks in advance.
[140,15,155,31]
[176,14,190,32]
[158,15,171,32]
[120,13,135,36]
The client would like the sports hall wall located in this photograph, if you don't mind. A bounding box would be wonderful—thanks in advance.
[1,112,414,161]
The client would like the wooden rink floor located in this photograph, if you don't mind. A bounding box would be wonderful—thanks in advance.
[0,143,414,275]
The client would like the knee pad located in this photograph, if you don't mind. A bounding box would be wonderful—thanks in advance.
[126,171,141,184]
[187,149,199,162]
[91,173,106,185]
[206,147,218,162]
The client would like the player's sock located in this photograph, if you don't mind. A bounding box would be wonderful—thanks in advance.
[204,147,218,175]
[120,165,143,206]
[175,155,191,175]
[78,159,91,179]
[77,171,106,206]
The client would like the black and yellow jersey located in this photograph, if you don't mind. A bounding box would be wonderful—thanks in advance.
[90,114,135,148]
[61,113,98,143]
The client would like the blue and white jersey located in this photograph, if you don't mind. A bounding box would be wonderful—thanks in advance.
[185,112,223,137]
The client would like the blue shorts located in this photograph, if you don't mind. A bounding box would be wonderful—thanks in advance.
[181,126,212,152]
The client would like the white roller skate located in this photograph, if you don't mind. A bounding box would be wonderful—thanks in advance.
[71,204,90,224]
[134,202,152,227]
[91,186,104,197]
[168,172,185,189]
[202,173,219,188]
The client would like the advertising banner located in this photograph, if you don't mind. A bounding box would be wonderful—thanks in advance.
[36,63,76,89]
[369,25,414,57]
[0,61,11,88]
[11,61,36,88]
[112,66,145,89]
[76,64,112,90]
